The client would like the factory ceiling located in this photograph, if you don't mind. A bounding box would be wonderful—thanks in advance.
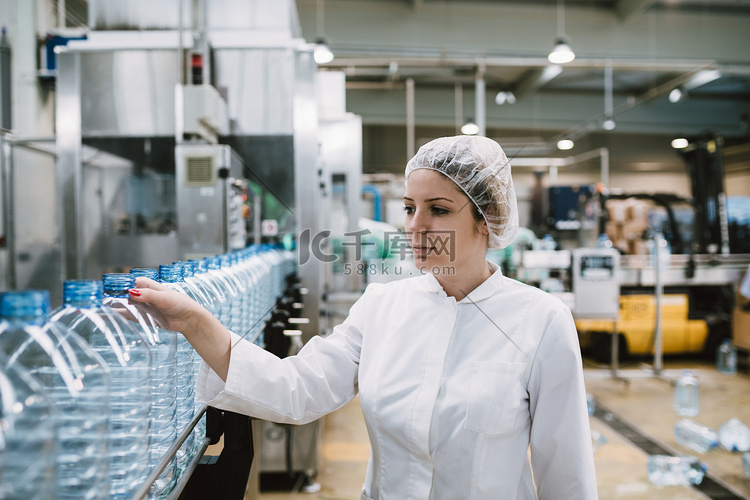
[295,0,750,175]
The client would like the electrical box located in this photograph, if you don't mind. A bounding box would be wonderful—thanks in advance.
[175,144,246,260]
[572,248,620,319]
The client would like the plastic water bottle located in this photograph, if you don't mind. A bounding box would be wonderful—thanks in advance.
[0,355,58,500]
[674,369,699,417]
[213,255,244,333]
[718,418,750,452]
[591,429,607,452]
[647,455,707,486]
[159,264,204,472]
[104,272,178,498]
[175,261,216,318]
[0,290,110,499]
[716,339,738,375]
[674,419,718,454]
[51,279,153,499]
[191,257,233,328]
[586,393,595,416]
[743,453,750,479]
[596,233,612,249]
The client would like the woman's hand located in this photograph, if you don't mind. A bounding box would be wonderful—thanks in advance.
[127,277,205,335]
[128,276,232,381]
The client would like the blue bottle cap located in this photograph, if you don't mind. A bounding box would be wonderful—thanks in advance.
[129,267,159,280]
[63,280,103,307]
[159,264,183,283]
[0,290,50,324]
[102,273,136,297]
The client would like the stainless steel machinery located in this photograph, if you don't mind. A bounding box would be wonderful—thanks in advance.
[49,0,334,495]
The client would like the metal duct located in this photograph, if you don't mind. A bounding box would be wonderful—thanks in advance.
[0,28,10,130]
[88,0,300,35]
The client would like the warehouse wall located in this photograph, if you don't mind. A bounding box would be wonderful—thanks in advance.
[361,124,738,198]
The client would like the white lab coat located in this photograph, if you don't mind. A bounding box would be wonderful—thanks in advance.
[198,262,598,499]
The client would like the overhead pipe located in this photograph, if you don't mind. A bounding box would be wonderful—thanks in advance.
[0,27,10,130]
[454,83,463,135]
[475,63,486,137]
[406,78,415,160]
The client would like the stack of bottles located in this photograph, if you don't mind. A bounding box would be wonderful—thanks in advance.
[0,244,297,498]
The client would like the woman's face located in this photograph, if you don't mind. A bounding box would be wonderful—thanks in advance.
[403,169,489,276]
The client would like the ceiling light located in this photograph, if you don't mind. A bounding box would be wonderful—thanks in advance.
[461,120,479,135]
[314,38,334,64]
[668,88,686,103]
[602,118,616,130]
[557,139,574,150]
[495,91,516,105]
[548,38,576,64]
[671,138,689,149]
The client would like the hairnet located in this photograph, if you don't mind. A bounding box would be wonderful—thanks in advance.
[404,135,518,249]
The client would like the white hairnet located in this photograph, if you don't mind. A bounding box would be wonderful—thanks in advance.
[405,135,518,249]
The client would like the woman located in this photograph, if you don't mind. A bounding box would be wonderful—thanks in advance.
[129,135,598,499]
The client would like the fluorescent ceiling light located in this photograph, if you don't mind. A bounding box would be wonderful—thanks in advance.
[557,139,574,150]
[314,39,334,64]
[495,91,516,105]
[602,118,616,130]
[548,38,575,64]
[671,138,689,149]
[669,88,686,103]
[461,121,479,135]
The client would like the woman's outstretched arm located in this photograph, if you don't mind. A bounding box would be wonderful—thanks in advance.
[128,277,232,381]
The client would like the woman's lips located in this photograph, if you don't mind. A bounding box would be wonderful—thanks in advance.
[412,244,434,257]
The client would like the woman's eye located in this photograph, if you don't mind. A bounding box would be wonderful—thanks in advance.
[403,206,414,215]
[431,206,449,215]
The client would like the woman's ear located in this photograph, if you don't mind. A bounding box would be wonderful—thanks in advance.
[481,220,490,235]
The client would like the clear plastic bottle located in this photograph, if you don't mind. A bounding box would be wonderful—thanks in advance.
[647,455,707,486]
[591,429,607,452]
[674,419,718,454]
[217,254,247,334]
[159,264,202,474]
[0,354,58,500]
[105,272,178,498]
[718,418,750,453]
[674,369,699,417]
[596,233,613,249]
[51,279,153,499]
[191,257,234,328]
[716,339,738,375]
[247,247,273,343]
[0,290,110,499]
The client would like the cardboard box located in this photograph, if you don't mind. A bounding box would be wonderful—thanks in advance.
[605,220,624,245]
[733,307,750,351]
[733,270,750,350]
[606,200,628,224]
[627,239,649,255]
[625,199,650,222]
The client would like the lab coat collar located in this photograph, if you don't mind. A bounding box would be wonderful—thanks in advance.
[421,260,504,303]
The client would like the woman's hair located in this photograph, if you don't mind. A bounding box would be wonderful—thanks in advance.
[405,136,518,249]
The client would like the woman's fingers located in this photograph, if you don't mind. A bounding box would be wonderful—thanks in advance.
[128,283,202,334]
[133,276,170,292]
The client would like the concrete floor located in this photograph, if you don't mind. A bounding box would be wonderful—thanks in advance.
[258,358,750,500]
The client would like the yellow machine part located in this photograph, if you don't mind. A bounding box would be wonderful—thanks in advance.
[575,294,709,355]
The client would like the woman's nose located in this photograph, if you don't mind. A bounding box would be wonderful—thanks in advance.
[408,207,428,233]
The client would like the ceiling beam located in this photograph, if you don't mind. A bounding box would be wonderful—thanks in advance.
[514,65,564,98]
[615,0,657,23]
